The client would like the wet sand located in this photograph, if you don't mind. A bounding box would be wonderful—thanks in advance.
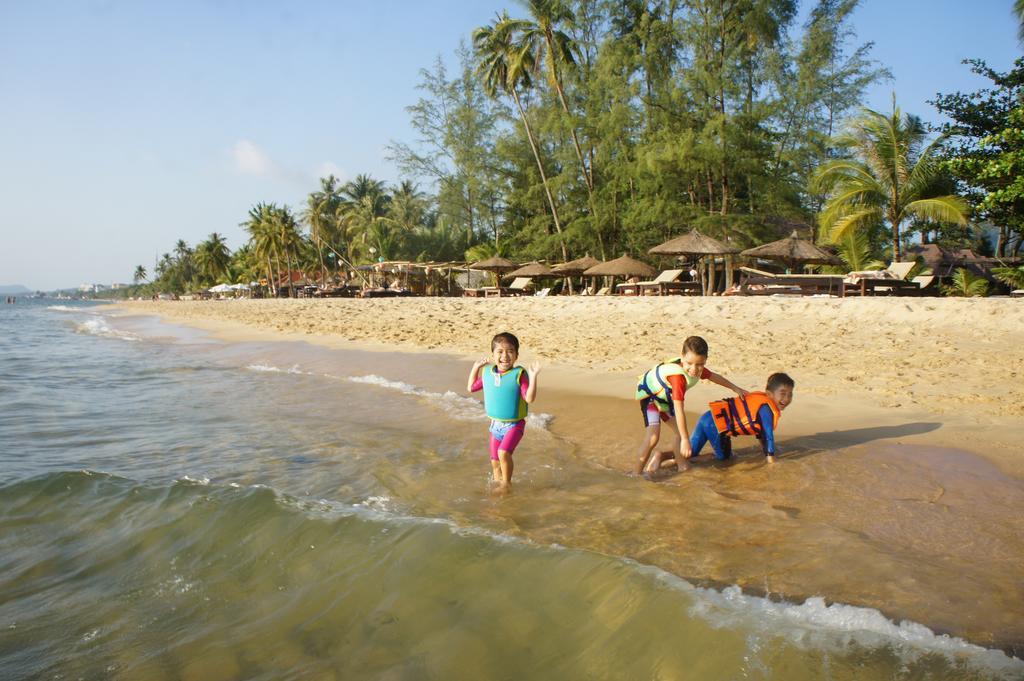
[110,299,1024,652]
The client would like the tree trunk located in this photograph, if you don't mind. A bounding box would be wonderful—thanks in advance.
[512,88,568,261]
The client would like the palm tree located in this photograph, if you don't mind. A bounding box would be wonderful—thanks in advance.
[1016,0,1024,44]
[194,232,231,285]
[243,203,283,296]
[813,102,969,261]
[474,12,568,260]
[133,265,148,284]
[516,0,601,249]
[302,190,332,286]
[992,263,1024,290]
[941,268,989,297]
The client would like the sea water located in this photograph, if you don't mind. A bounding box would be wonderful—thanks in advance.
[1,299,1021,680]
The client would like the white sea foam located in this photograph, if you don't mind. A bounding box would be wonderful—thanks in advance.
[660,578,1024,676]
[347,374,554,430]
[245,363,307,375]
[75,318,140,342]
[48,305,87,312]
[176,475,210,486]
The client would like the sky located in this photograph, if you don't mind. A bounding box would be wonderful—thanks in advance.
[0,0,1020,291]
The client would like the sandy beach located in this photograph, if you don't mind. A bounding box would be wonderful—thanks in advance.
[119,296,1024,474]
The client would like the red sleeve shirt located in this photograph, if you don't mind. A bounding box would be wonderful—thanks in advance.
[667,367,712,403]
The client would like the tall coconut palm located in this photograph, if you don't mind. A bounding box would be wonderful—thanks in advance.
[133,265,148,284]
[813,102,969,261]
[1016,0,1024,44]
[302,190,332,286]
[474,12,568,260]
[243,203,282,296]
[516,1,599,229]
[195,232,231,285]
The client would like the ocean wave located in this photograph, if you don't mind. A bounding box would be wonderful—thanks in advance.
[47,305,88,312]
[347,374,554,430]
[74,318,139,342]
[245,363,307,374]
[3,470,1020,676]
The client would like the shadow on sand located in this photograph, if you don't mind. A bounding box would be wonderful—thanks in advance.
[649,422,943,476]
[780,422,943,460]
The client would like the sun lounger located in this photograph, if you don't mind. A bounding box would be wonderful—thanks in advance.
[613,269,702,296]
[912,275,938,296]
[844,261,922,296]
[480,277,534,297]
[1012,290,1024,298]
[739,267,846,297]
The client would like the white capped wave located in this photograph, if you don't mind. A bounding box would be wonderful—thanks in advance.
[347,374,554,431]
[663,579,1023,676]
[75,318,140,342]
[48,305,86,312]
[176,475,210,486]
[245,363,307,375]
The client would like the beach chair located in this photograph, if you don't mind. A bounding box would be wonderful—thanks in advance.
[508,277,534,295]
[481,276,534,297]
[845,262,921,296]
[911,275,938,296]
[595,286,611,296]
[615,269,697,296]
[738,267,846,297]
[534,287,552,297]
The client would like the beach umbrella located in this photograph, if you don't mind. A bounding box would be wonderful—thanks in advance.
[740,230,840,271]
[648,229,738,257]
[583,253,655,286]
[208,283,234,293]
[469,255,518,273]
[469,255,518,289]
[649,229,740,295]
[550,256,602,295]
[552,255,602,275]
[507,261,554,277]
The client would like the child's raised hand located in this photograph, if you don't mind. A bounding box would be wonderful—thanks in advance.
[528,362,541,376]
[473,357,489,369]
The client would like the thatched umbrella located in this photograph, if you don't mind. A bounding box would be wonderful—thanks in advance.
[740,231,839,271]
[584,255,654,294]
[552,255,602,275]
[507,261,554,277]
[551,255,602,295]
[649,229,739,295]
[469,255,518,290]
[469,255,518,273]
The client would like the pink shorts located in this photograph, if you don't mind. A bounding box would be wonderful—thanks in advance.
[488,419,526,461]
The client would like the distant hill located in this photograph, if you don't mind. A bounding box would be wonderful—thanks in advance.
[0,284,31,295]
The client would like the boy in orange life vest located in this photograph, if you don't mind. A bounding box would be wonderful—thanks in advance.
[690,373,794,463]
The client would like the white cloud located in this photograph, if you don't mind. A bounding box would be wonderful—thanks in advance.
[314,161,346,182]
[232,140,276,176]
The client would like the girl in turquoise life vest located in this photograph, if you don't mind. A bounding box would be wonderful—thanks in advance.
[467,332,540,489]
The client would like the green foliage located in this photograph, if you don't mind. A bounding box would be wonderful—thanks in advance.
[932,58,1024,258]
[992,264,1024,290]
[814,102,968,260]
[821,231,884,273]
[941,268,990,297]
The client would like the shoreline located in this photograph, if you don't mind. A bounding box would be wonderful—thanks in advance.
[102,300,1024,651]
[110,297,1024,477]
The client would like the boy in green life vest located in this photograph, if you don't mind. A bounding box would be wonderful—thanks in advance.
[633,335,747,476]
[467,332,540,489]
